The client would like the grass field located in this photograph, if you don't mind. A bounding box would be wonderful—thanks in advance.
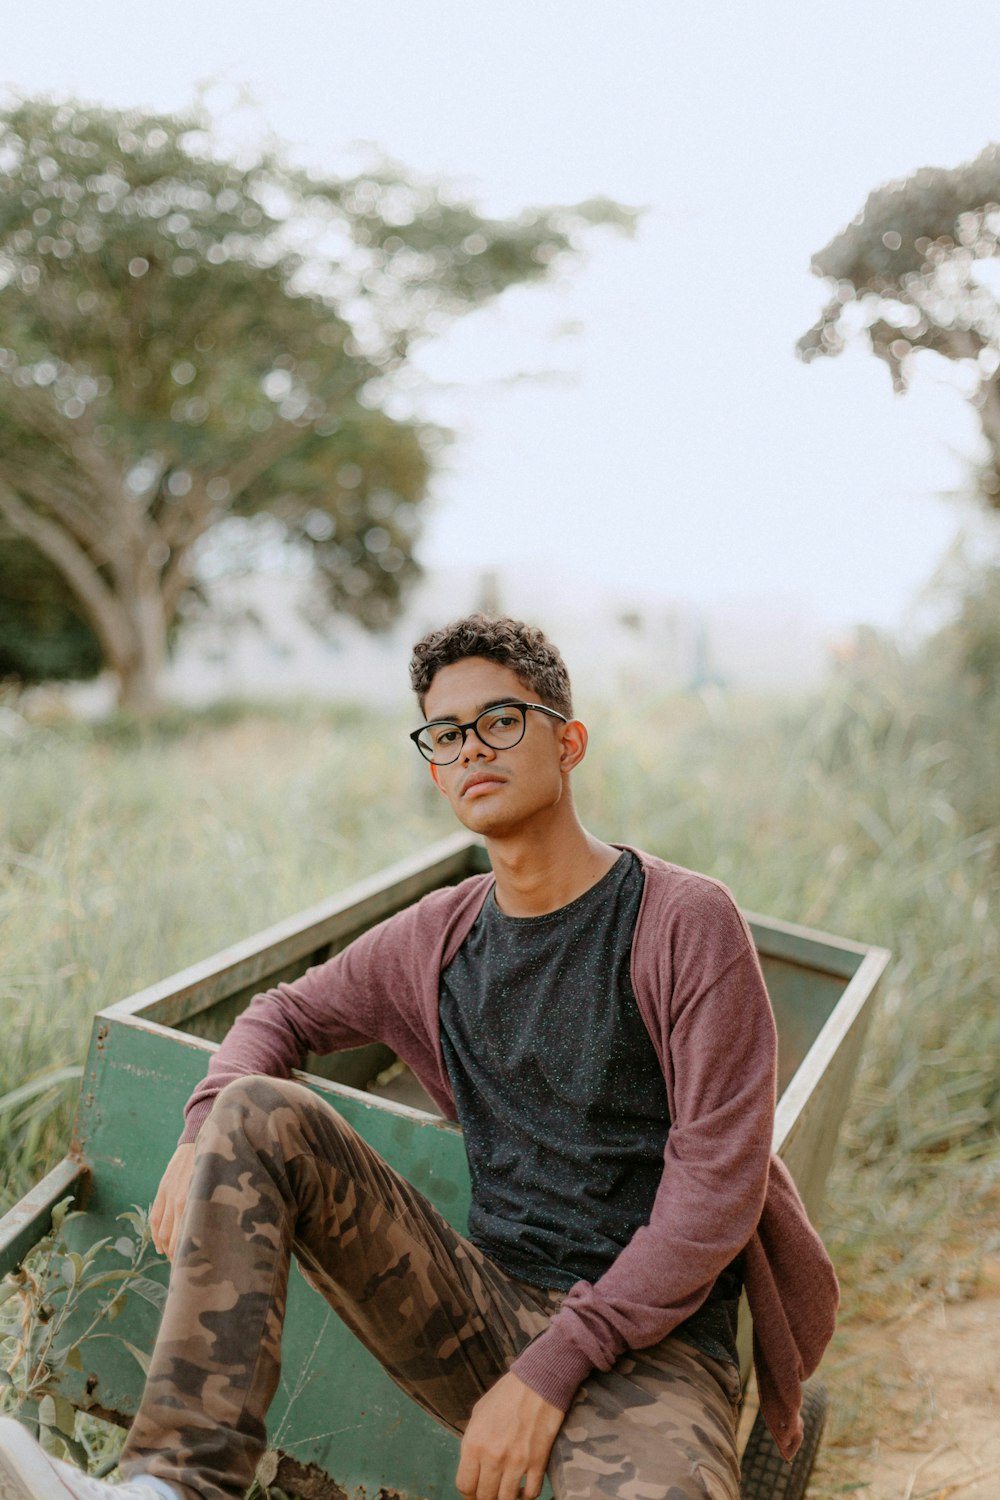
[1,615,998,1496]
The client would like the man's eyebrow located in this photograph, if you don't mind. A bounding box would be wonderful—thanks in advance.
[428,697,523,723]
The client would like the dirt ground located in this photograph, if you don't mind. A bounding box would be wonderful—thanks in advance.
[811,1287,1000,1500]
[833,1289,1000,1500]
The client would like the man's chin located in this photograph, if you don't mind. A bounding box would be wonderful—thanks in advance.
[453,797,518,838]
[455,805,502,836]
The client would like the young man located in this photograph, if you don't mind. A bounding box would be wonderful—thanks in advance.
[0,615,837,1500]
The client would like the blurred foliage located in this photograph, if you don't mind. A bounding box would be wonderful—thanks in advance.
[0,97,633,706]
[798,142,1000,508]
[0,540,102,681]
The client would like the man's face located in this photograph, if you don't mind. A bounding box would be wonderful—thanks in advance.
[421,657,570,837]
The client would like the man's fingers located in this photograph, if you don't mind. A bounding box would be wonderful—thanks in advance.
[474,1460,504,1500]
[521,1467,545,1500]
[455,1450,480,1500]
[496,1464,524,1500]
[150,1142,196,1261]
[457,1372,561,1500]
[150,1201,169,1256]
[458,1450,530,1500]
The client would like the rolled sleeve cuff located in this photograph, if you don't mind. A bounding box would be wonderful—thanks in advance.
[510,1327,595,1412]
[179,1097,213,1145]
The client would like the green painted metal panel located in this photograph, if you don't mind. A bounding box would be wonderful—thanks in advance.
[758,958,847,1096]
[57,1015,472,1499]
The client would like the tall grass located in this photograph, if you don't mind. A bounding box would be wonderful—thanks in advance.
[0,700,448,1205]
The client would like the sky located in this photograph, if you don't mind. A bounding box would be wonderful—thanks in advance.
[6,1,1000,636]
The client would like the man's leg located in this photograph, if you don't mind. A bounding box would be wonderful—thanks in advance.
[550,1340,742,1500]
[120,1075,551,1500]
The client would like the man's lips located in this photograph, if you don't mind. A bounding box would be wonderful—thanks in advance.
[461,773,506,798]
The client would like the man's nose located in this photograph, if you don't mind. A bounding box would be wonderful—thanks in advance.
[459,724,495,762]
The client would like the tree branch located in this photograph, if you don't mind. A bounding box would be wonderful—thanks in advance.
[160,546,198,619]
[0,381,125,508]
[221,418,316,501]
[0,480,134,670]
[0,460,110,557]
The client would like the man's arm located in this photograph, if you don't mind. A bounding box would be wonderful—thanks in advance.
[153,912,391,1252]
[150,882,481,1253]
[175,881,480,1144]
[176,920,390,1145]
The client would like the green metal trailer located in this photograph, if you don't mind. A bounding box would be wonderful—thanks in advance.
[0,832,890,1500]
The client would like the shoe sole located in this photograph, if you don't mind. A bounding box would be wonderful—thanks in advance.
[0,1418,74,1500]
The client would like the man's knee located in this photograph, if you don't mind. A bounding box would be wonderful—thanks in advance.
[205,1075,338,1155]
[214,1074,314,1115]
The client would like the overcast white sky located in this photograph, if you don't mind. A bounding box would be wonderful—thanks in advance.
[7,1,1000,633]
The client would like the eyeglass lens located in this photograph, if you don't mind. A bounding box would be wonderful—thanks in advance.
[416,705,527,764]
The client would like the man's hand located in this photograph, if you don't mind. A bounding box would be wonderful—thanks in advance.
[456,1372,564,1500]
[150,1141,196,1260]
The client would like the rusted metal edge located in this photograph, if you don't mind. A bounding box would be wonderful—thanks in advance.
[0,1156,90,1277]
[274,1452,415,1500]
[101,833,484,1028]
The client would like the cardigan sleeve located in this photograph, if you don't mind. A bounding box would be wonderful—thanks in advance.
[512,876,776,1409]
[179,921,382,1143]
[178,875,488,1144]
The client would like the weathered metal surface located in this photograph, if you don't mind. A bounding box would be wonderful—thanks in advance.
[0,1157,90,1277]
[3,837,890,1499]
[748,916,888,1107]
[55,1014,470,1499]
[774,945,890,1212]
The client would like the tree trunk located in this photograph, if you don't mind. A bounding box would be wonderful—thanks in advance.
[114,575,169,715]
[116,653,164,714]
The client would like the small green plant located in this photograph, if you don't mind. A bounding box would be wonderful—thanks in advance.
[0,1196,166,1466]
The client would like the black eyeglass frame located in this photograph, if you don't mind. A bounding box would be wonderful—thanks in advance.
[409,700,568,765]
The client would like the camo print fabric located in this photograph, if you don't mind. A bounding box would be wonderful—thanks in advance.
[120,1076,741,1500]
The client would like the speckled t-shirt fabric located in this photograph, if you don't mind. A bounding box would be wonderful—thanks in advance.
[439,851,742,1367]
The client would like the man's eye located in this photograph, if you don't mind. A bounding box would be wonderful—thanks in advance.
[491,714,519,730]
[433,726,461,746]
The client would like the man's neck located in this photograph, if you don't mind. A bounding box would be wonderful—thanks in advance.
[486,818,620,918]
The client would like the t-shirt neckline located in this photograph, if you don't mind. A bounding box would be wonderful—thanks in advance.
[488,850,632,926]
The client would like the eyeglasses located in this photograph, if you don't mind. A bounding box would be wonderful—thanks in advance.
[409,701,567,766]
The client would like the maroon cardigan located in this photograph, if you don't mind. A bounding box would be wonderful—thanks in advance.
[182,849,838,1460]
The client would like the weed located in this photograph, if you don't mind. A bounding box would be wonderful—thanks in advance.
[0,1199,164,1464]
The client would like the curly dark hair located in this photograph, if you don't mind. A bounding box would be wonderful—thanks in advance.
[409,614,573,717]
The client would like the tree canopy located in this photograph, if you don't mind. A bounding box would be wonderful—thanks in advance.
[0,98,632,706]
[798,143,1000,510]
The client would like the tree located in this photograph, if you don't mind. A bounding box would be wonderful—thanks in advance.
[0,98,632,709]
[797,143,1000,511]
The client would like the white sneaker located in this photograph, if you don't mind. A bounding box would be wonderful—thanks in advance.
[0,1419,174,1500]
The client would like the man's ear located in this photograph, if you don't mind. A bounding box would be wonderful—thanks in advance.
[558,718,588,772]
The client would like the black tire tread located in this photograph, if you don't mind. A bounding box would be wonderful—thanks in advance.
[739,1378,828,1500]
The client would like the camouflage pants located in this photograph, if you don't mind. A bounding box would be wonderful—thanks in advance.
[120,1077,742,1500]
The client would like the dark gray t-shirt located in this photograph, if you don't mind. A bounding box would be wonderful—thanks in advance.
[439,851,742,1366]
